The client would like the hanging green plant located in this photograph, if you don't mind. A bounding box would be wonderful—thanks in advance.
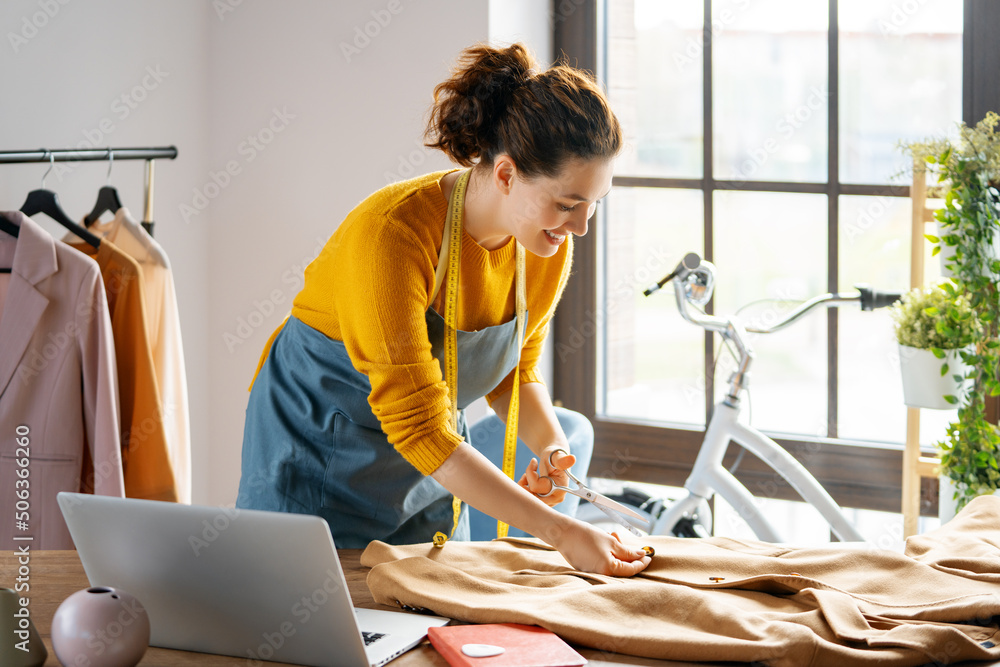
[904,111,1000,510]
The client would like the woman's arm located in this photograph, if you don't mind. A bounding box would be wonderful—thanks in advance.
[489,381,578,505]
[490,381,564,456]
[430,441,650,576]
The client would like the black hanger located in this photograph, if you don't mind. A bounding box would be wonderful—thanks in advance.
[19,151,101,250]
[0,215,16,273]
[0,215,19,238]
[84,185,123,226]
[20,188,102,249]
[84,150,123,227]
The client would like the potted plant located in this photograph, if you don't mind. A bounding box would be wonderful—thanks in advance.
[905,111,1000,512]
[889,283,977,410]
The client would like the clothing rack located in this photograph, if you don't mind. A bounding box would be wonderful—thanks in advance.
[0,146,178,237]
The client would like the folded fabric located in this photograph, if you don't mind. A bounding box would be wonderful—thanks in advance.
[362,495,1000,666]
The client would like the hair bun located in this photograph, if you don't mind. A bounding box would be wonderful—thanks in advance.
[425,43,538,166]
[484,46,535,93]
[425,42,621,177]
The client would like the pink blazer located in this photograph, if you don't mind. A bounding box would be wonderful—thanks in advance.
[0,212,125,550]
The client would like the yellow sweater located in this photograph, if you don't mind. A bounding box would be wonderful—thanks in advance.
[254,170,573,475]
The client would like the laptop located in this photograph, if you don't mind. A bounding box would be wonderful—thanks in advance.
[56,492,450,667]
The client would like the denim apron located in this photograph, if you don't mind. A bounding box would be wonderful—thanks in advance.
[237,177,525,548]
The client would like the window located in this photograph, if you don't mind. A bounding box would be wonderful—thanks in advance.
[553,0,967,512]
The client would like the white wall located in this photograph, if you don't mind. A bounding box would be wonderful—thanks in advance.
[1,0,555,507]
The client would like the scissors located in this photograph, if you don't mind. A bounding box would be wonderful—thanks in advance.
[537,449,650,537]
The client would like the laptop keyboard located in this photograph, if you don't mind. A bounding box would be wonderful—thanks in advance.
[363,631,386,646]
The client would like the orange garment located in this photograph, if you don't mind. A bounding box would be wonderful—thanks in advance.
[67,238,177,502]
[86,208,191,503]
[252,170,572,475]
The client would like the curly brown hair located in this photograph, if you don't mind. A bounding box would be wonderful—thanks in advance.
[424,43,622,179]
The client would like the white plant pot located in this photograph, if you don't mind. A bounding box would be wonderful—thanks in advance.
[939,475,1000,524]
[898,345,970,410]
[938,475,959,524]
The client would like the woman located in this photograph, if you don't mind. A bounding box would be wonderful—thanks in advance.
[237,43,649,577]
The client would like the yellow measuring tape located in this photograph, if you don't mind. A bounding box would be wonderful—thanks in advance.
[432,169,526,547]
[498,242,527,539]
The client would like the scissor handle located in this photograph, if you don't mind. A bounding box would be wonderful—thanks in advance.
[536,475,560,498]
[547,448,571,469]
[536,449,579,499]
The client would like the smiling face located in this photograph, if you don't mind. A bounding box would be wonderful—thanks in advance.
[499,157,615,257]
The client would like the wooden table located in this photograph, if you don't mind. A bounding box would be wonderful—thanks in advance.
[1,550,712,667]
[6,550,1000,667]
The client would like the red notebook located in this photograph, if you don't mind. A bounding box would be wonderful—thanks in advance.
[428,623,587,667]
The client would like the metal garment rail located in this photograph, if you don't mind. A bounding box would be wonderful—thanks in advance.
[0,146,178,237]
[0,146,177,162]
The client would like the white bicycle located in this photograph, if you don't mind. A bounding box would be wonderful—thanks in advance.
[578,253,901,543]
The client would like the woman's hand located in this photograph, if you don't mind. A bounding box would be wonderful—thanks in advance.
[548,520,651,577]
[431,442,648,577]
[517,446,576,507]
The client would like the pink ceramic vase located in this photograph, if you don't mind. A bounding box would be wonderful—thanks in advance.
[51,587,150,667]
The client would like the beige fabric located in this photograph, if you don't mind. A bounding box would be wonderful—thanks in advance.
[0,212,124,550]
[85,208,191,503]
[363,495,1000,666]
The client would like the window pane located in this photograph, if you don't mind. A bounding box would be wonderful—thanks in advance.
[713,0,829,183]
[607,0,703,178]
[597,0,964,457]
[602,187,705,425]
[839,0,962,184]
[838,194,956,445]
[713,191,828,436]
[837,194,907,442]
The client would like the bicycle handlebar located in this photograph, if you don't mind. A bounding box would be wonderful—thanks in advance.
[645,254,902,329]
[737,285,903,334]
[643,252,701,297]
[856,284,904,311]
[742,292,862,334]
[644,253,904,403]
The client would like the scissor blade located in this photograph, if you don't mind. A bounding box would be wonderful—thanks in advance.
[590,493,649,522]
[562,470,649,523]
[593,502,644,537]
